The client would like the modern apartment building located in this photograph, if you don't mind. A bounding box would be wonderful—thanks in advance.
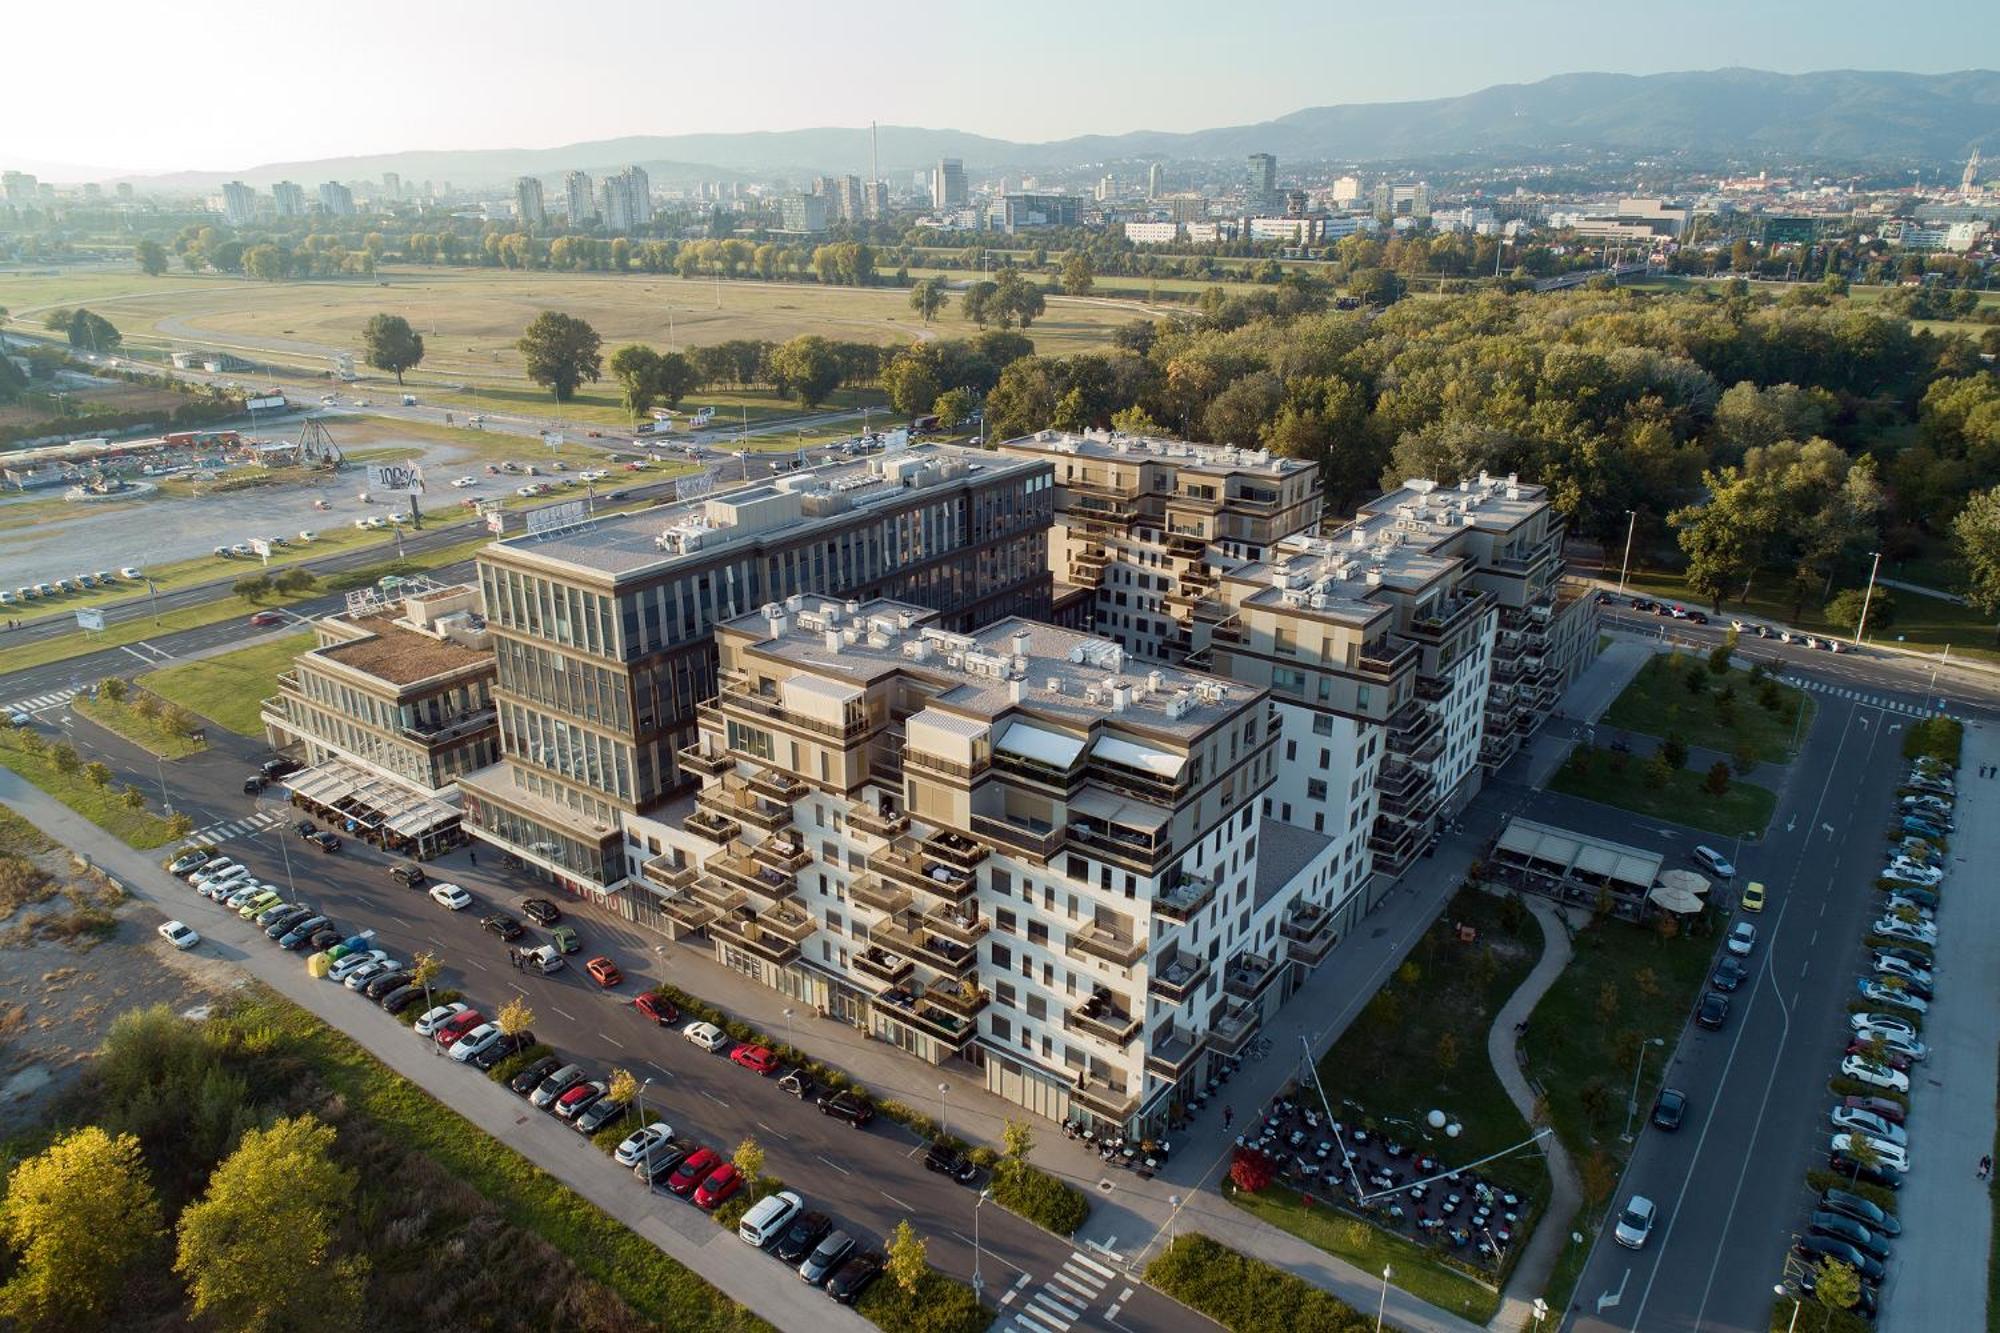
[260,582,500,797]
[221,180,256,226]
[993,431,1323,664]
[563,170,594,224]
[601,166,651,233]
[271,181,305,218]
[931,158,967,210]
[647,598,1346,1133]
[457,443,1057,895]
[316,181,355,217]
[515,176,546,228]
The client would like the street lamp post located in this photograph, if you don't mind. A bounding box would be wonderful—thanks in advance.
[1621,1036,1666,1142]
[272,826,297,898]
[1375,1265,1393,1333]
[1774,1284,1801,1333]
[937,1081,950,1141]
[1854,550,1883,647]
[154,749,172,817]
[973,1188,990,1300]
[1617,510,1638,593]
[637,1075,655,1127]
[782,1006,794,1053]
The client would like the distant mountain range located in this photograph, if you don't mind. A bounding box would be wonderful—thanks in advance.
[119,67,2000,192]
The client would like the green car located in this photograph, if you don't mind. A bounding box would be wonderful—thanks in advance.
[238,890,283,919]
[551,925,581,954]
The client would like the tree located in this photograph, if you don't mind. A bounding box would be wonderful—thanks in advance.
[992,269,1046,329]
[0,1126,162,1330]
[516,311,603,403]
[233,575,272,603]
[49,742,80,775]
[98,676,127,703]
[65,309,121,352]
[768,335,842,409]
[166,813,193,839]
[1732,738,1760,776]
[1839,1132,1882,1183]
[1434,1029,1460,1074]
[273,568,316,594]
[1956,485,2000,630]
[360,314,424,385]
[410,950,442,1007]
[1228,1147,1274,1193]
[83,762,112,790]
[175,1116,366,1333]
[243,244,286,282]
[609,344,662,417]
[1702,762,1731,796]
[1642,752,1671,790]
[934,387,978,432]
[908,277,949,324]
[1813,1258,1863,1312]
[1707,641,1733,675]
[1061,252,1095,296]
[135,239,168,276]
[1002,1118,1034,1161]
[122,785,147,809]
[886,1218,927,1295]
[961,280,999,327]
[1662,733,1688,770]
[732,1136,764,1185]
[1825,587,1895,638]
[882,351,942,417]
[607,1067,639,1112]
[497,995,534,1038]
[653,352,700,409]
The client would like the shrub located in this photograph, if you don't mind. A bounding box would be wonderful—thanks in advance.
[988,1157,1089,1237]
[1804,1168,1898,1215]
[487,1043,555,1085]
[1703,762,1731,796]
[857,1267,990,1333]
[1662,733,1689,769]
[1902,716,1963,765]
[1146,1233,1372,1333]
[1229,1148,1275,1194]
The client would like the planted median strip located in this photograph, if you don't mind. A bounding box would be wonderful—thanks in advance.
[0,726,180,849]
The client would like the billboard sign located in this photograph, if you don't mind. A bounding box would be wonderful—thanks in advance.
[485,509,508,534]
[525,499,589,538]
[74,607,105,632]
[541,431,565,451]
[249,538,273,563]
[364,463,425,495]
[675,470,716,504]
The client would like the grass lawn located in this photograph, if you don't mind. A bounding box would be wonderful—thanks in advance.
[139,631,316,736]
[1602,652,1813,763]
[0,726,179,848]
[1521,911,1721,1317]
[1548,744,1777,838]
[70,694,207,757]
[1229,1185,1501,1322]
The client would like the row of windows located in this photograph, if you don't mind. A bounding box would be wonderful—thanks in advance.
[499,701,636,804]
[494,638,630,726]
[464,792,620,885]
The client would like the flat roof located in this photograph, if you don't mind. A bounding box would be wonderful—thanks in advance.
[725,596,1257,741]
[485,443,1043,581]
[1492,817,1661,889]
[998,430,1313,480]
[313,611,490,687]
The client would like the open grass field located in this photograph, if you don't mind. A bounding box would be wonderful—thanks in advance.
[1603,652,1813,763]
[139,630,316,736]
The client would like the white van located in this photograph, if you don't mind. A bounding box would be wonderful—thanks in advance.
[738,1191,803,1247]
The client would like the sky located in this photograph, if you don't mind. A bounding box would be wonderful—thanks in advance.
[3,0,1988,176]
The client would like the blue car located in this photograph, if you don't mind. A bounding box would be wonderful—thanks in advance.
[1899,817,1947,840]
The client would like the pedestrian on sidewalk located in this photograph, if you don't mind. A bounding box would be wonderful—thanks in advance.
[1223,1105,1234,1130]
[1980,1154,1991,1180]
[468,849,477,866]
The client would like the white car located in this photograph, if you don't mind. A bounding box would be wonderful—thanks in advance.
[1830,1105,1907,1145]
[1614,1195,1657,1249]
[343,959,399,991]
[1691,845,1736,879]
[578,469,610,482]
[1849,1012,1919,1040]
[296,531,315,544]
[157,920,200,950]
[190,859,244,889]
[683,1020,729,1052]
[447,1024,503,1063]
[1857,1028,1928,1063]
[1881,864,1942,889]
[1883,858,1942,884]
[223,883,270,910]
[1726,922,1756,956]
[429,882,473,911]
[194,864,250,896]
[327,949,390,982]
[119,566,142,579]
[1873,916,1938,945]
[1831,1133,1910,1172]
[450,476,478,488]
[1856,979,1928,1015]
[1881,896,1935,923]
[1839,1055,1911,1093]
[614,1121,675,1167]
[1872,955,1932,986]
[515,484,543,497]
[414,1002,469,1037]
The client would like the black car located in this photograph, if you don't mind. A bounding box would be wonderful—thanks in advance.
[390,863,427,887]
[799,1230,855,1285]
[482,913,525,941]
[1882,886,1939,912]
[1828,1151,1903,1191]
[816,1090,875,1127]
[1695,990,1731,1030]
[642,1141,695,1185]
[293,819,318,838]
[305,926,342,952]
[242,774,268,795]
[257,902,307,929]
[1631,598,1656,612]
[1685,611,1709,625]
[522,897,562,926]
[261,757,302,779]
[471,1030,536,1071]
[1820,1188,1902,1238]
[1650,1088,1688,1132]
[265,908,314,939]
[510,1055,564,1096]
[1873,944,1934,970]
[1808,1211,1892,1262]
[379,985,427,1015]
[923,1141,979,1183]
[825,1253,881,1304]
[1711,957,1748,992]
[1792,1233,1886,1284]
[574,1094,624,1135]
[772,1210,832,1265]
[279,915,330,948]
[777,1069,816,1100]
[308,831,341,853]
[363,970,415,1000]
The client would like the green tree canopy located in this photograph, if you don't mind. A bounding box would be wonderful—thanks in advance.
[516,311,603,403]
[135,239,168,276]
[0,1126,162,1331]
[360,313,425,385]
[908,276,950,324]
[768,335,842,409]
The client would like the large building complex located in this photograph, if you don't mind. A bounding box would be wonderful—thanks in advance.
[316,181,355,217]
[457,442,1057,895]
[271,180,305,218]
[646,599,1343,1133]
[563,170,594,224]
[931,158,967,210]
[601,166,652,233]
[221,180,256,226]
[515,176,546,228]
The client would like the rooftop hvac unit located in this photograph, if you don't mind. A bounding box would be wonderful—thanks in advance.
[1046,677,1063,694]
[1084,686,1103,705]
[1146,670,1164,693]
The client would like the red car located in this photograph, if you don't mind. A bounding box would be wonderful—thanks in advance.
[693,1162,742,1210]
[248,610,286,627]
[635,992,679,1026]
[666,1147,721,1198]
[586,956,624,988]
[433,1009,485,1048]
[554,1080,606,1120]
[1843,1095,1908,1126]
[730,1043,779,1076]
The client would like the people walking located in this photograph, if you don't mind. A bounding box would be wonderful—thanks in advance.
[1979,1155,1991,1180]
[468,849,477,866]
[1223,1105,1234,1130]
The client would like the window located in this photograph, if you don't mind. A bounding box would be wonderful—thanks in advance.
[1029,921,1049,946]
[991,1015,1012,1041]
[995,981,1017,1007]
[1027,995,1047,1020]
[1307,779,1328,801]
[990,942,1013,970]
[997,908,1018,935]
[1312,714,1333,736]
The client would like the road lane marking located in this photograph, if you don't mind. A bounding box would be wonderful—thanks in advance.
[815,1153,851,1175]
[601,1033,625,1049]
[701,1090,728,1107]
[647,1060,675,1080]
[466,959,487,971]
[552,1006,576,1021]
[879,1190,916,1212]
[755,1120,789,1141]
[1067,1249,1115,1280]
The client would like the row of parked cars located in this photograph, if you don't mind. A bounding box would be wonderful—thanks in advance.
[1783,752,1954,1316]
[0,566,144,605]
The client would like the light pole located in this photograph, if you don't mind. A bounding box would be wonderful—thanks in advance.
[145,575,162,625]
[1621,1036,1666,1142]
[1774,1284,1801,1333]
[937,1081,950,1141]
[1854,549,1882,647]
[1617,510,1637,593]
[637,1075,655,1127]
[782,1006,795,1053]
[154,749,172,817]
[1375,1264,1392,1332]
[973,1188,990,1300]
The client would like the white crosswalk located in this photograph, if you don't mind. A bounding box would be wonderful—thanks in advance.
[1790,676,1952,720]
[1009,1249,1116,1332]
[188,809,287,845]
[3,688,76,715]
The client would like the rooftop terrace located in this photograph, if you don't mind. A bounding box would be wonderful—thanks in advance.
[999,429,1314,480]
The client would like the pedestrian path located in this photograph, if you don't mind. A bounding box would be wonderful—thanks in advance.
[187,807,287,845]
[3,687,75,715]
[1788,676,1950,719]
[1005,1247,1120,1332]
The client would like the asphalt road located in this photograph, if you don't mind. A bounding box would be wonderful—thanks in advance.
[48,709,1201,1333]
[1557,681,1922,1332]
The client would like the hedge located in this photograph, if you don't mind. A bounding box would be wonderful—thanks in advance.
[1902,716,1963,765]
[988,1156,1090,1237]
[858,1268,992,1333]
[1828,1075,1909,1109]
[1145,1233,1375,1332]
[1804,1168,1899,1215]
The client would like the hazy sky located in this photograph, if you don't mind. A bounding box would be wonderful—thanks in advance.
[3,0,1985,175]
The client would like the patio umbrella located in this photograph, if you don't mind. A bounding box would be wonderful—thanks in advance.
[1657,869,1710,897]
[1648,884,1704,914]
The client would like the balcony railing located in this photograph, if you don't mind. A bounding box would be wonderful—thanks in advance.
[923,906,989,947]
[1147,1026,1206,1079]
[922,982,991,1019]
[922,829,992,871]
[752,836,813,876]
[850,874,914,916]
[854,946,914,985]
[640,855,700,893]
[871,911,981,978]
[1208,999,1262,1055]
[969,812,1065,862]
[399,706,497,747]
[1148,950,1210,1003]
[1064,994,1142,1046]
[747,767,809,803]
[705,845,796,903]
[677,743,736,778]
[873,986,981,1048]
[718,683,874,744]
[685,809,743,844]
[1282,903,1337,965]
[697,782,794,833]
[659,890,721,933]
[847,803,910,840]
[905,749,990,782]
[1072,920,1146,968]
[1070,1075,1140,1123]
[710,900,816,966]
[1222,950,1280,1002]
[1155,871,1217,924]
[867,840,978,904]
[1067,821,1173,873]
[1357,640,1421,678]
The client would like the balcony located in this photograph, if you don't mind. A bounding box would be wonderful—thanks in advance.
[1070,494,1140,526]
[1368,825,1425,876]
[847,802,911,840]
[705,844,796,903]
[1208,999,1262,1056]
[1065,991,1143,1046]
[677,743,736,778]
[969,811,1065,863]
[1147,1026,1206,1080]
[1067,821,1173,873]
[1222,950,1280,1002]
[659,889,721,934]
[1415,673,1449,703]
[1356,640,1421,679]
[747,766,809,804]
[1165,529,1206,559]
[1155,871,1217,924]
[874,985,981,1049]
[1070,1074,1140,1123]
[697,781,794,834]
[923,981,991,1020]
[1072,920,1146,968]
[717,682,875,744]
[685,809,743,844]
[850,874,914,916]
[1282,902,1337,965]
[1479,730,1523,771]
[1148,950,1210,1003]
[640,855,700,894]
[922,829,992,871]
[905,748,990,783]
[752,834,814,876]
[872,911,981,978]
[709,899,817,966]
[400,705,498,747]
[867,840,978,904]
[923,905,990,947]
[853,946,914,985]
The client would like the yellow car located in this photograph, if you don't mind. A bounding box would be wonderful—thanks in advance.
[1741,881,1766,913]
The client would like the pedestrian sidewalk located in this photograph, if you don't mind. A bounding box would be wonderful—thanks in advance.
[1879,721,1997,1333]
[1483,898,1582,1333]
[0,771,872,1333]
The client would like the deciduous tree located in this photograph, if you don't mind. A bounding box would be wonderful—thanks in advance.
[768,335,842,409]
[135,239,168,276]
[886,1218,927,1294]
[0,1126,162,1331]
[360,314,424,386]
[908,276,949,324]
[516,311,603,403]
[732,1136,764,1184]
